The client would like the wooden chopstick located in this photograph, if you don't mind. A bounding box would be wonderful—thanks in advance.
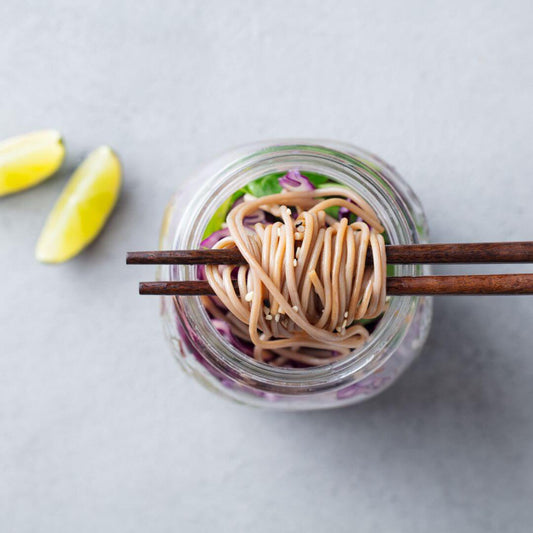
[129,241,533,296]
[127,241,533,265]
[139,274,533,296]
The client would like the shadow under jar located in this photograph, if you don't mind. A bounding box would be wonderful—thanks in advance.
[158,140,433,410]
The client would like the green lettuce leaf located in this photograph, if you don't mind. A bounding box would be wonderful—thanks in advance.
[202,190,244,239]
[244,173,283,197]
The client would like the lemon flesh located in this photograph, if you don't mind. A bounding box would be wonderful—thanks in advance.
[0,130,65,196]
[36,146,121,263]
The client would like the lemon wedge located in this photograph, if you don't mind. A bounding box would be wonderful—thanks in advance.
[35,146,121,263]
[0,130,65,196]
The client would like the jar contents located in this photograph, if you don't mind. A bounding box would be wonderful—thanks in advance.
[201,170,388,367]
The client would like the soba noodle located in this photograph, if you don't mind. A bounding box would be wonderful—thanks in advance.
[204,185,387,367]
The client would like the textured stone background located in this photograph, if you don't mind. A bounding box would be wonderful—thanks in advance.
[1,1,532,531]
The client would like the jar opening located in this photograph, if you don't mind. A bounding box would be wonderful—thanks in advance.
[166,140,425,393]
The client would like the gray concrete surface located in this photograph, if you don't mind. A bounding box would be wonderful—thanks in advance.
[1,1,532,531]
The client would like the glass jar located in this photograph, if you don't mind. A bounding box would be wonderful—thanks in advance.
[158,140,432,410]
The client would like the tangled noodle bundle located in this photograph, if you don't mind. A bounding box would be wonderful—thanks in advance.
[205,186,387,366]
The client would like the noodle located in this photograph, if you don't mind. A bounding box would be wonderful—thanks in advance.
[204,186,387,367]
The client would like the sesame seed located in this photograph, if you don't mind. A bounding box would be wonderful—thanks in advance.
[265,314,273,321]
[342,319,347,329]
[287,208,292,215]
[293,259,298,267]
[344,311,349,318]
[275,314,281,322]
[292,306,298,312]
[294,232,302,240]
[336,326,341,332]
[245,291,254,302]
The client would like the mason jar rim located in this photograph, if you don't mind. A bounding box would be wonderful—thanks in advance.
[165,139,424,393]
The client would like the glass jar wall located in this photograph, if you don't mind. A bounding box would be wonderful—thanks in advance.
[158,140,432,410]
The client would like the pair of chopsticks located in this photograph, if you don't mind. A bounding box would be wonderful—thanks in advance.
[127,242,533,296]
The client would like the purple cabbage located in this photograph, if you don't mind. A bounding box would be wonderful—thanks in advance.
[197,264,206,280]
[336,376,392,400]
[200,228,230,248]
[232,197,267,227]
[338,208,363,223]
[211,318,254,356]
[244,210,266,226]
[338,206,351,220]
[338,198,363,223]
[278,169,315,192]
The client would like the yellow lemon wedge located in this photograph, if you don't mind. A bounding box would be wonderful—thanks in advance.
[35,146,121,263]
[0,130,65,196]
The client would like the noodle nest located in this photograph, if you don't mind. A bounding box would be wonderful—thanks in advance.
[205,186,387,366]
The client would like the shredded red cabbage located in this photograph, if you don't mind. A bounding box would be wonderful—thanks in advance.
[226,197,267,227]
[338,206,351,219]
[338,199,363,223]
[278,169,315,192]
[243,210,266,226]
[211,318,254,356]
[200,228,230,248]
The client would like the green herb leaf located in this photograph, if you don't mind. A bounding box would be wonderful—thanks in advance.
[356,312,384,326]
[324,206,340,218]
[316,180,349,189]
[202,190,244,239]
[303,172,329,186]
[244,173,283,197]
